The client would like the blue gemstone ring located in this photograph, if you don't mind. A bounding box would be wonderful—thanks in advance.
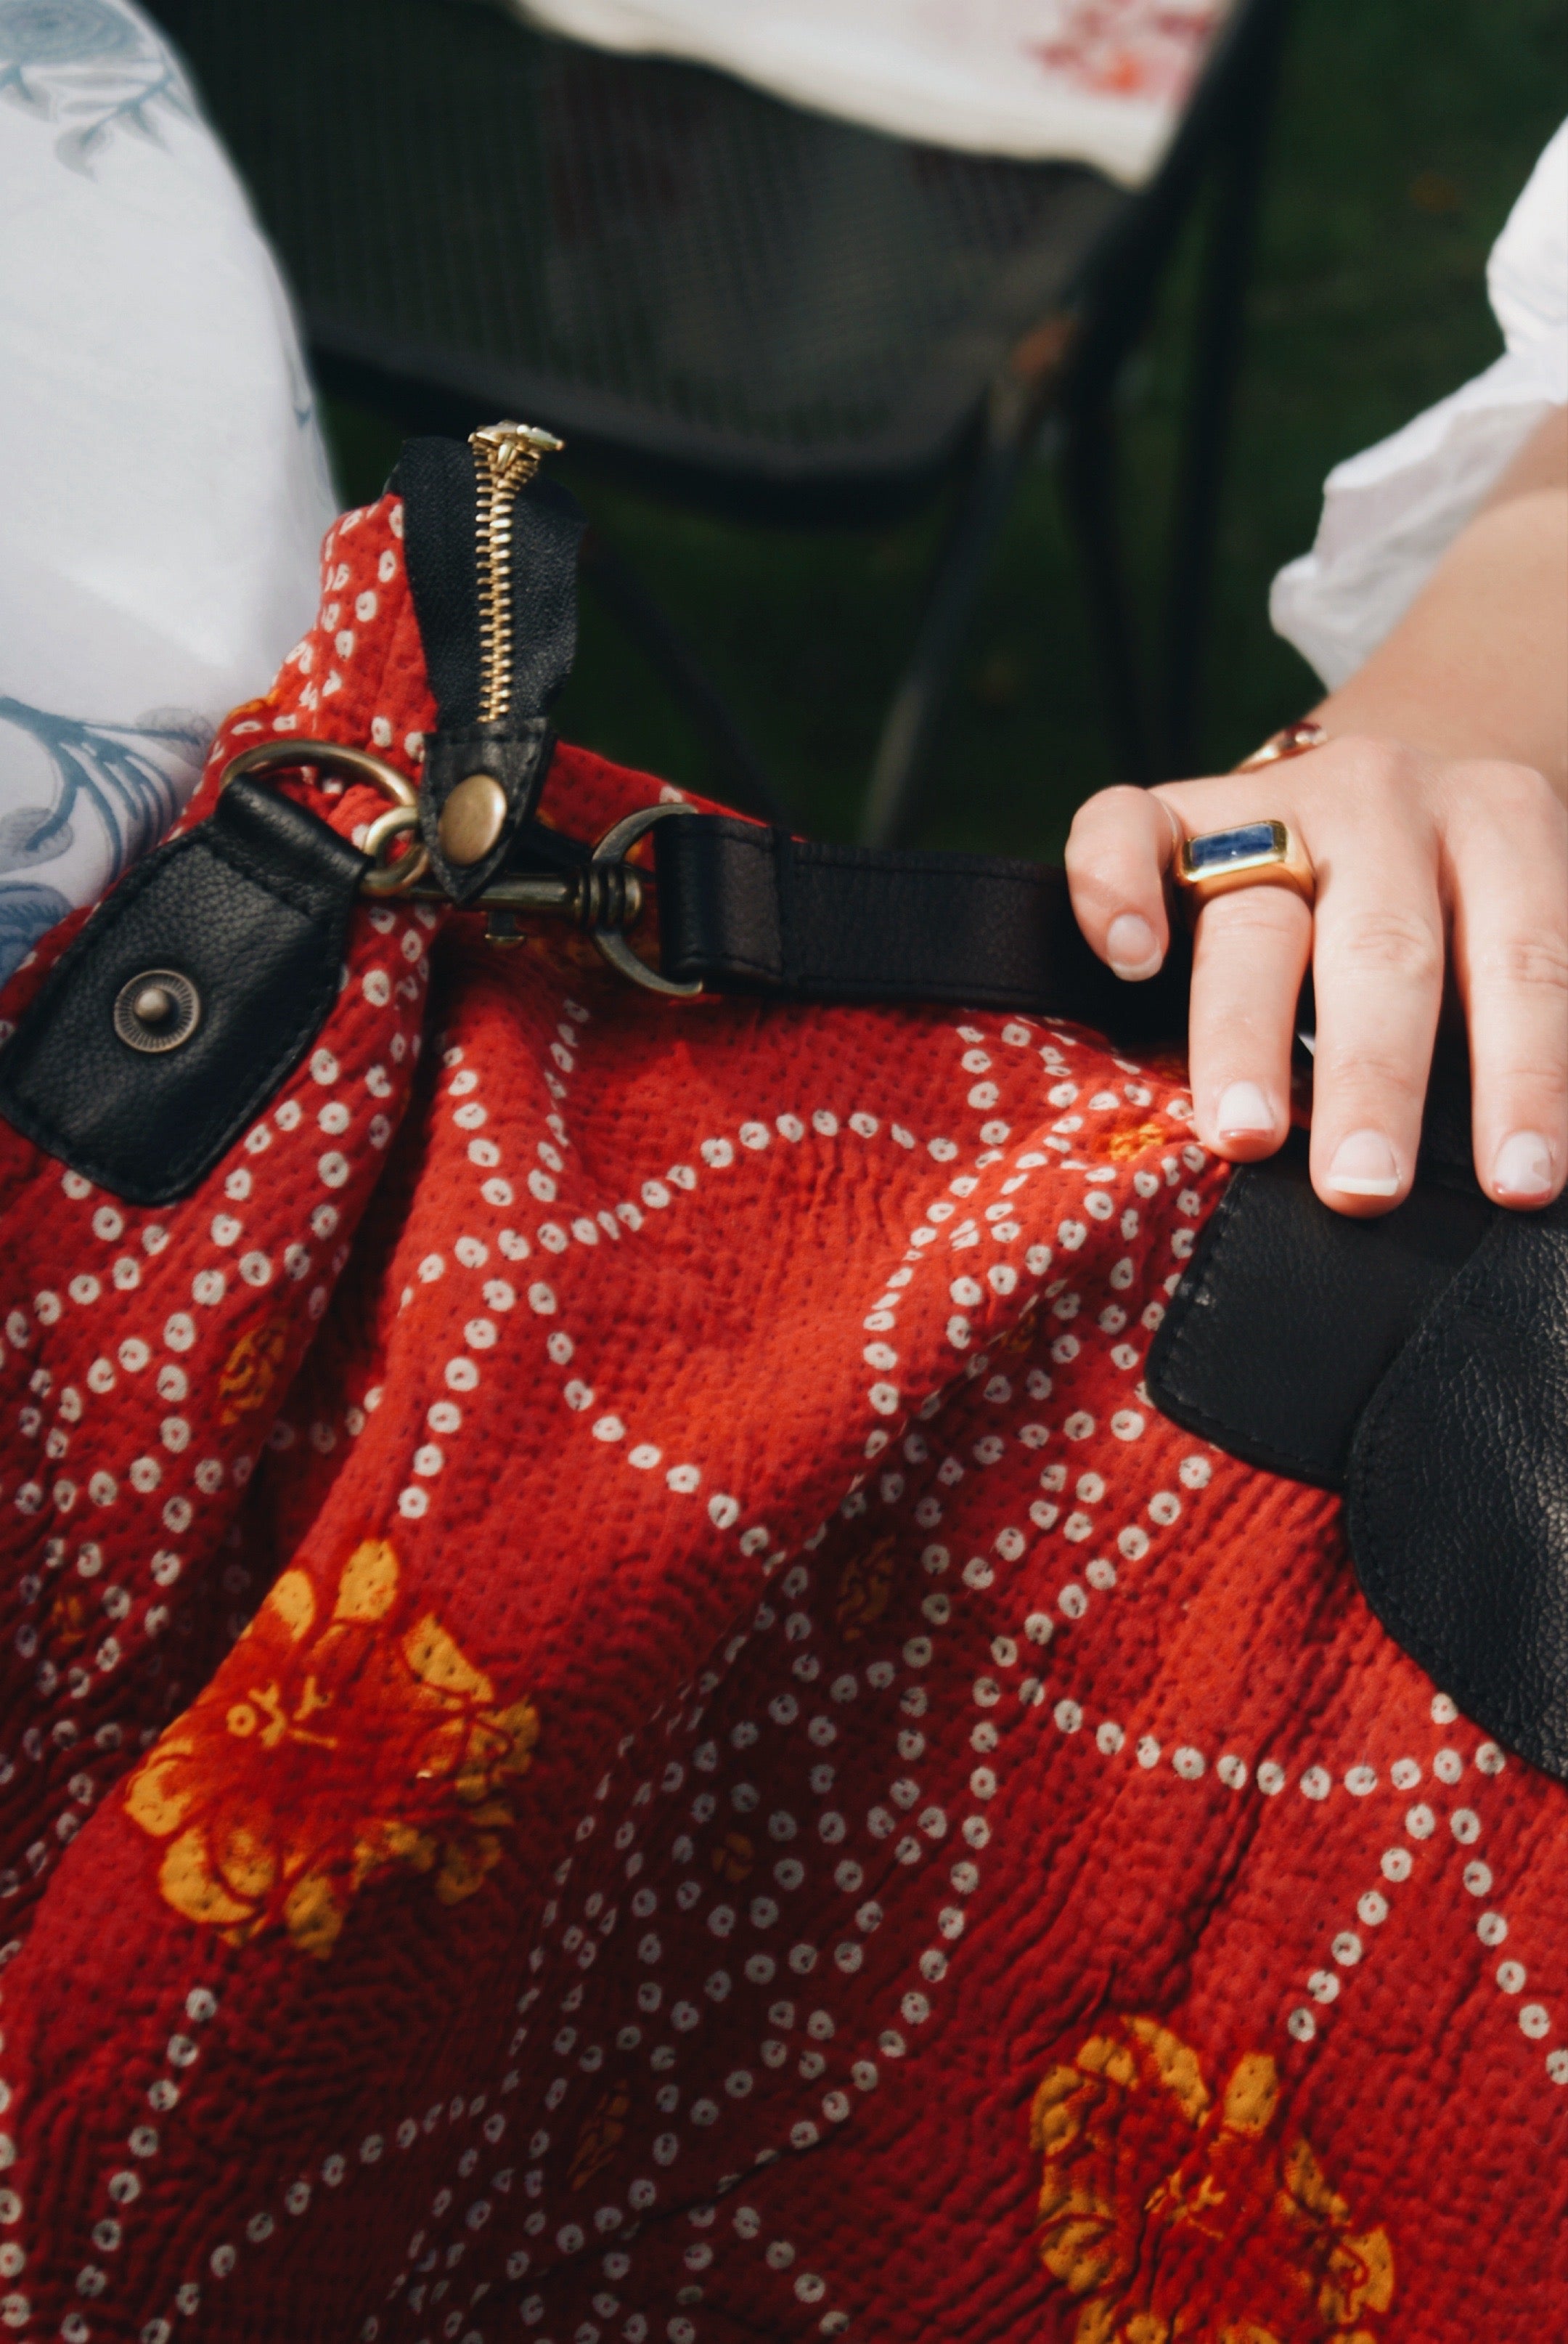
[1172,818,1315,908]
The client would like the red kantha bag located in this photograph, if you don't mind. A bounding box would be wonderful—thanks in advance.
[0,459,1563,2344]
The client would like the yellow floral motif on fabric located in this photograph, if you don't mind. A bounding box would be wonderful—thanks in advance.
[569,2081,632,2191]
[216,1313,292,1425]
[1032,2015,1395,2343]
[1106,1118,1174,1163]
[835,1534,896,1640]
[712,1831,755,1884]
[124,1539,538,1958]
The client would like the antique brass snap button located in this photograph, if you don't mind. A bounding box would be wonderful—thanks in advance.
[437,771,508,867]
[113,969,202,1054]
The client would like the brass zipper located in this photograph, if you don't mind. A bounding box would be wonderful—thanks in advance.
[468,421,564,725]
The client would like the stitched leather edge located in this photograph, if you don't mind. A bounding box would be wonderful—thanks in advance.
[0,932,348,1203]
[690,825,781,985]
[419,723,554,906]
[1145,1168,1347,1489]
[199,801,361,919]
[0,823,361,1207]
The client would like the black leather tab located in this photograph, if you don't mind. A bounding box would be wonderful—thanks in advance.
[397,439,584,904]
[653,816,1189,1043]
[1146,1129,1495,1490]
[1347,1200,1568,1782]
[0,779,366,1206]
[418,720,555,908]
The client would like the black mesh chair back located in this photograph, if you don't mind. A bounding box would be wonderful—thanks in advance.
[150,0,1293,828]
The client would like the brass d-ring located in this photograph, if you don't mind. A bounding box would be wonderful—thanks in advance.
[218,738,430,895]
[587,802,702,998]
[360,803,428,896]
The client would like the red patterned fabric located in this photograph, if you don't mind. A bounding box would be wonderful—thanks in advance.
[0,497,1563,2344]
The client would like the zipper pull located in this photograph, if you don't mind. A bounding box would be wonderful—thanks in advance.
[399,422,583,908]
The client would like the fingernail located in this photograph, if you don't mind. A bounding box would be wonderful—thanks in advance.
[1327,1129,1402,1197]
[1215,1081,1275,1137]
[1493,1129,1554,1200]
[1106,913,1161,981]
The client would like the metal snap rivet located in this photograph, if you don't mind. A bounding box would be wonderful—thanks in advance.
[437,771,508,868]
[113,969,201,1055]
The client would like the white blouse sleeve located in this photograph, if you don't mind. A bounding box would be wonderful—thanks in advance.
[1270,121,1568,692]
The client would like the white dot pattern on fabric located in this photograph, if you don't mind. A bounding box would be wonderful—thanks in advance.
[14,622,1554,2344]
[212,1023,1404,2330]
[1,675,433,1892]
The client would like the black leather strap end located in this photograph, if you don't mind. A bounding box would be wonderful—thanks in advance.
[417,720,554,905]
[398,439,585,902]
[1147,1081,1495,1492]
[653,816,1189,1041]
[1347,1201,1568,1783]
[396,438,483,725]
[0,779,367,1207]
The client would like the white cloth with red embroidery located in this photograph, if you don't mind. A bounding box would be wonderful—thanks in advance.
[0,0,335,980]
[510,0,1232,182]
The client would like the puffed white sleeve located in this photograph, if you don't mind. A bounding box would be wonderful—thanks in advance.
[1269,121,1568,692]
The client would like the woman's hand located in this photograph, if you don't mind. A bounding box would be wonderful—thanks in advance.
[1065,407,1568,1216]
[1065,738,1568,1213]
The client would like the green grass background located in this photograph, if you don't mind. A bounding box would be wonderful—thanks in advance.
[324,0,1566,858]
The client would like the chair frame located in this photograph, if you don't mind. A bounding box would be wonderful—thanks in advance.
[179,0,1295,837]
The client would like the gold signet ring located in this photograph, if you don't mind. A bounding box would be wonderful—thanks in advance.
[1172,819,1315,908]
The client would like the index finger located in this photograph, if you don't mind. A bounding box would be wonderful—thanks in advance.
[1064,785,1181,980]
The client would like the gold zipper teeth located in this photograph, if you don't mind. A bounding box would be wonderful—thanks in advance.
[475,472,515,727]
[470,422,565,729]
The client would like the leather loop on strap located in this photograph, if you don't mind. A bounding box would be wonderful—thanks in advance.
[653,815,1190,1042]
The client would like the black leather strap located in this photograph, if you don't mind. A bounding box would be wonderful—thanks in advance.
[1146,1125,1495,1490]
[398,439,585,906]
[1146,1048,1568,1783]
[652,815,1191,1042]
[1347,1194,1568,1781]
[0,780,367,1206]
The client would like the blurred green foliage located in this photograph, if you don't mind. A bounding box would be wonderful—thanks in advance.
[324,0,1565,857]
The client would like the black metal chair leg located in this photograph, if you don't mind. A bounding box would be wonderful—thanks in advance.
[1161,0,1291,774]
[859,381,1045,849]
[577,530,790,826]
[1059,391,1153,788]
